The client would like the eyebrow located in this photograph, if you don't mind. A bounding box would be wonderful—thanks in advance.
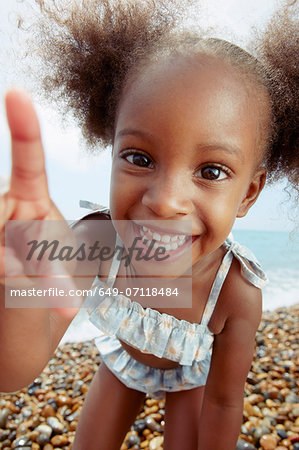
[116,128,245,162]
[195,143,245,163]
[116,128,153,140]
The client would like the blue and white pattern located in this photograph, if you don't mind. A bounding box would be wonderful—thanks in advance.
[80,203,268,398]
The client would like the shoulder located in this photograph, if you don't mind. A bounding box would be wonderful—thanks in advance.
[72,210,116,247]
[72,209,111,226]
[224,256,262,323]
[209,254,263,335]
[205,257,263,403]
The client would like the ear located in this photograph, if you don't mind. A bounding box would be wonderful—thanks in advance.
[237,167,267,218]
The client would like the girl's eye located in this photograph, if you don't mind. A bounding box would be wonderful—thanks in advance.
[196,166,228,181]
[123,152,154,168]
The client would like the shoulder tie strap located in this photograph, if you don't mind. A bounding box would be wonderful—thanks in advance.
[201,234,268,327]
[70,200,110,228]
[201,250,234,327]
[106,234,123,288]
[79,200,109,212]
[224,234,268,289]
[79,199,121,288]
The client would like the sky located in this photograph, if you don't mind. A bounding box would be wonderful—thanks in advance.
[0,0,297,231]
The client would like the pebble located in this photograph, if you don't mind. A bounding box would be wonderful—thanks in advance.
[0,409,10,428]
[259,434,277,449]
[0,305,297,449]
[149,435,164,449]
[132,419,147,433]
[50,434,69,446]
[253,425,271,440]
[126,433,141,446]
[31,445,40,450]
[41,404,56,418]
[145,416,163,433]
[276,429,288,439]
[46,417,64,434]
[236,439,256,449]
[36,433,51,445]
[12,435,31,447]
[35,423,52,439]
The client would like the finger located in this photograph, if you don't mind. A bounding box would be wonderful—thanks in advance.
[52,307,80,318]
[5,89,49,201]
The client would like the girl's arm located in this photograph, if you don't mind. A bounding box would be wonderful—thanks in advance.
[0,90,80,392]
[0,284,74,392]
[197,270,263,449]
[0,215,100,392]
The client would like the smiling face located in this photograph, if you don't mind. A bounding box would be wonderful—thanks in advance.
[109,54,267,272]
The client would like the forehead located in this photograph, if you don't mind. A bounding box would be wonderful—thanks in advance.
[118,55,256,124]
[116,55,262,160]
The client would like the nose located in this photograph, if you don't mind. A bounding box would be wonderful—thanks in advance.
[141,173,194,218]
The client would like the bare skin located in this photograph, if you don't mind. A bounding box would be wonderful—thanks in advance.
[1,54,267,449]
[0,91,77,390]
[71,244,261,449]
[72,364,146,450]
[74,55,266,449]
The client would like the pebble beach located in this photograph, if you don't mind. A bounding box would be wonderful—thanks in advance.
[0,304,298,450]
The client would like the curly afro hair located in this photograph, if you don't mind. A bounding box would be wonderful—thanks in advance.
[21,0,298,193]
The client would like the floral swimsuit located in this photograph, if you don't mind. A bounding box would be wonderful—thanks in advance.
[80,202,268,399]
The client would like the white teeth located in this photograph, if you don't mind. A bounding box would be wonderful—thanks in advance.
[153,232,161,241]
[141,238,186,252]
[139,225,189,251]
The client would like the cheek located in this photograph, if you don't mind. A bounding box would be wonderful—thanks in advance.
[109,167,122,216]
[201,194,240,228]
[109,166,137,218]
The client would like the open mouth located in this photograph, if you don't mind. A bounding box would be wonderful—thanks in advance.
[131,222,198,262]
[139,225,190,250]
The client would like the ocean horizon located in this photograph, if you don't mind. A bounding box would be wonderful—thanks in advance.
[233,229,298,312]
[60,229,299,344]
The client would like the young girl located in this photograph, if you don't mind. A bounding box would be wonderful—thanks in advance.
[0,0,298,449]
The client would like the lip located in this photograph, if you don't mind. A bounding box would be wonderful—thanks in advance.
[132,220,193,237]
[131,222,198,264]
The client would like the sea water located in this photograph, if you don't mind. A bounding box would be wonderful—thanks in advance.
[60,229,299,344]
[233,229,299,312]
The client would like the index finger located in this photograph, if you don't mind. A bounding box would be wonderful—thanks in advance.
[5,89,49,201]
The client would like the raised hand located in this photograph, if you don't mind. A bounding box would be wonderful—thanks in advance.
[0,90,79,316]
[1,89,59,223]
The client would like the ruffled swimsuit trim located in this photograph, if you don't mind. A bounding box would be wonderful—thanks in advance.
[93,331,211,399]
[87,286,215,367]
[81,202,268,367]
